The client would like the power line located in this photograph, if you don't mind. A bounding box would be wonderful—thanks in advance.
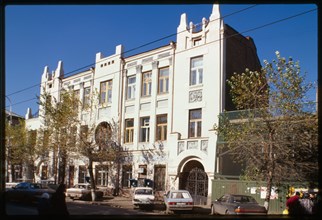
[6,6,317,110]
[6,5,258,98]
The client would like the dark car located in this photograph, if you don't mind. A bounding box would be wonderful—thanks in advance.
[210,194,267,215]
[5,182,56,204]
[39,180,60,190]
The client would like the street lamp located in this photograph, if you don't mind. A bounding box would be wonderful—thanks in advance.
[5,95,12,183]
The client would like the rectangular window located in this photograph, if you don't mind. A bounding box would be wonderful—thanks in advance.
[70,126,77,147]
[193,37,202,46]
[122,165,132,188]
[95,165,108,186]
[158,67,169,94]
[140,117,150,142]
[126,76,136,100]
[80,125,89,147]
[156,114,167,141]
[100,80,113,104]
[124,118,134,143]
[83,87,91,109]
[72,89,80,109]
[138,164,147,180]
[41,166,48,180]
[190,56,203,86]
[78,165,87,183]
[74,89,80,100]
[189,109,202,138]
[141,71,152,97]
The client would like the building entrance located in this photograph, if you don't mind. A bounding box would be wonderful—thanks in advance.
[179,160,208,205]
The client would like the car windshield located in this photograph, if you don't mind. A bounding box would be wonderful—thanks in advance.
[232,195,257,203]
[171,192,191,199]
[135,189,152,195]
[77,184,90,189]
[30,184,41,189]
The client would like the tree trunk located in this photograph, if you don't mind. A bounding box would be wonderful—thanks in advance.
[88,157,96,202]
[264,170,273,211]
[53,147,58,184]
[264,134,274,212]
[58,149,67,184]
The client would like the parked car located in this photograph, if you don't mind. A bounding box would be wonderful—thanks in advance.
[163,190,194,214]
[210,194,267,215]
[132,187,155,209]
[5,182,56,204]
[39,180,60,190]
[5,182,19,191]
[65,183,104,201]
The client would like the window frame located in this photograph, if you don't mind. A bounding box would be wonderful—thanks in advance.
[124,118,134,143]
[158,67,169,94]
[100,80,113,104]
[193,37,202,46]
[189,108,202,138]
[190,56,203,86]
[126,75,136,100]
[141,71,152,97]
[156,114,167,141]
[83,87,91,109]
[140,117,150,142]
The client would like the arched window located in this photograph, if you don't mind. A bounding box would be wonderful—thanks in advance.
[95,122,111,150]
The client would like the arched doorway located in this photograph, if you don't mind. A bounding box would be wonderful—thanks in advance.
[179,160,208,205]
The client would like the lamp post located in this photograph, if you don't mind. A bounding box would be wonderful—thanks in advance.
[5,95,12,183]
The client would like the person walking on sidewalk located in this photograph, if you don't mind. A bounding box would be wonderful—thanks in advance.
[37,192,53,215]
[51,183,69,215]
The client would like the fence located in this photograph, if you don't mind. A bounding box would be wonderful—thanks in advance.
[212,179,315,214]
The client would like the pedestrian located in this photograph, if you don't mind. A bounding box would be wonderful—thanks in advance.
[299,192,314,215]
[37,192,53,215]
[51,183,69,215]
[286,191,303,215]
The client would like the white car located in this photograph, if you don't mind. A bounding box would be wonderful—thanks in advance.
[163,190,194,214]
[65,183,104,201]
[132,187,155,209]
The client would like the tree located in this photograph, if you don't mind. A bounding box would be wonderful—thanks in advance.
[38,89,80,184]
[76,89,129,200]
[6,119,38,182]
[214,51,318,211]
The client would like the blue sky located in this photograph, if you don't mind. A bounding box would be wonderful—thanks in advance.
[5,4,318,117]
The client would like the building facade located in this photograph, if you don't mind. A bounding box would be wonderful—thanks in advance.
[24,4,261,204]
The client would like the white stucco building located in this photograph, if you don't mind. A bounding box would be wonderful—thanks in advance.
[24,4,261,204]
